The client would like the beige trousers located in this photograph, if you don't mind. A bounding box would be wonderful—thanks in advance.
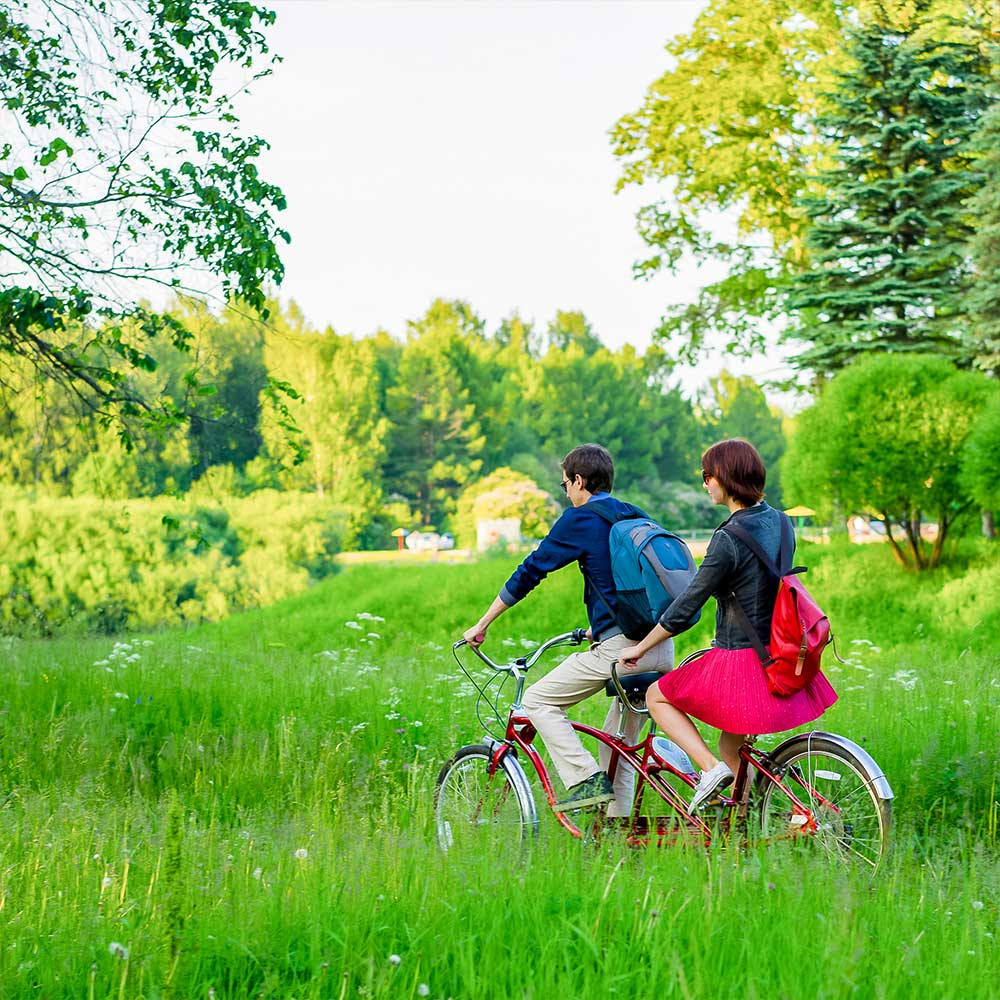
[521,633,674,817]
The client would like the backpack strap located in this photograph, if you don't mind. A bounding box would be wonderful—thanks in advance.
[723,515,804,579]
[722,514,800,667]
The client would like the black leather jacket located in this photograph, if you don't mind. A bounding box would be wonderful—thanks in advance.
[659,502,791,650]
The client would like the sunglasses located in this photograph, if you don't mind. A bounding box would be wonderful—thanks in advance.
[701,469,713,483]
[560,478,570,494]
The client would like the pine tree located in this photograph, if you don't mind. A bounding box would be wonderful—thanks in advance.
[967,98,1000,374]
[785,9,994,375]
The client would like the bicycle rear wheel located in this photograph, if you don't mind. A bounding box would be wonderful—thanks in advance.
[434,743,538,853]
[754,733,892,871]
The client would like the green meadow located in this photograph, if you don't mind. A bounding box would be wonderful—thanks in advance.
[2,540,999,999]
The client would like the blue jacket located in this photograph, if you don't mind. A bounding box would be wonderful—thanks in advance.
[499,492,639,639]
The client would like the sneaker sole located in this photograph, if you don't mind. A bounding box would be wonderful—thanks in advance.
[690,773,734,814]
[552,793,614,812]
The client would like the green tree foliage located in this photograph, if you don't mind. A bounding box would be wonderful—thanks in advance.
[967,98,1000,374]
[702,371,787,506]
[785,7,995,375]
[962,396,1000,510]
[782,354,998,569]
[383,300,487,527]
[545,310,603,356]
[611,0,997,366]
[611,0,848,361]
[0,0,288,435]
[258,304,388,536]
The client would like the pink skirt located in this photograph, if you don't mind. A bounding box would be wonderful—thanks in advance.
[657,646,838,735]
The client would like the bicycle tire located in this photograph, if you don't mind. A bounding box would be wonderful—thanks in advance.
[753,733,892,871]
[434,743,538,853]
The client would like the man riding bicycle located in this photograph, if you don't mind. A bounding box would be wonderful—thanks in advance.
[462,443,673,814]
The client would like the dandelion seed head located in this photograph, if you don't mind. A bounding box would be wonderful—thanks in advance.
[295,848,308,861]
[252,867,263,880]
[418,985,430,996]
[108,941,129,960]
[389,953,402,966]
[972,900,984,910]
[101,876,113,890]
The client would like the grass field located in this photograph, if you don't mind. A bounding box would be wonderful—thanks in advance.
[1,540,998,998]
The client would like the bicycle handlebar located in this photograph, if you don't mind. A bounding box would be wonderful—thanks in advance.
[453,628,588,673]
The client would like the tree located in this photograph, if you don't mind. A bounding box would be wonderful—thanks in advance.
[258,304,387,517]
[611,0,997,364]
[545,310,603,356]
[785,7,995,375]
[611,0,849,362]
[782,354,998,569]
[0,1,288,435]
[966,98,1000,374]
[383,301,487,526]
[702,372,787,506]
[961,396,1000,533]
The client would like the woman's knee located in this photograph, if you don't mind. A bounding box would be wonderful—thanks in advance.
[646,684,667,710]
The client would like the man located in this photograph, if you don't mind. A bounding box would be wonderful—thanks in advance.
[462,443,673,814]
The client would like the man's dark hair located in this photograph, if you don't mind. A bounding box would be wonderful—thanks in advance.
[562,443,614,493]
[701,438,766,506]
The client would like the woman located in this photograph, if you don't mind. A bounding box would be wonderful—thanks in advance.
[619,439,837,812]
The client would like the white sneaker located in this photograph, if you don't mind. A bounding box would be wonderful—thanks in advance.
[690,761,734,813]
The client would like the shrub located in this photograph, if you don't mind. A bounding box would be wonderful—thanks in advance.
[0,489,346,636]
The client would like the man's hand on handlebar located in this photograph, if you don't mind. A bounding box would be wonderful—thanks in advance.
[462,624,487,648]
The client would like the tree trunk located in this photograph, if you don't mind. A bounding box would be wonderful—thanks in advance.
[902,512,925,569]
[881,512,910,567]
[983,509,995,539]
[929,515,948,568]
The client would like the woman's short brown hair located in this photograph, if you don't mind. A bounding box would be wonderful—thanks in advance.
[701,438,766,506]
[562,443,614,494]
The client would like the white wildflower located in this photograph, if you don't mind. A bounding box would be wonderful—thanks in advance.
[418,986,430,997]
[108,942,130,960]
[101,876,113,890]
[126,654,140,663]
[889,670,918,691]
[389,954,402,966]
[294,848,308,861]
[94,659,110,667]
[345,621,363,630]
[519,638,537,649]
[252,867,263,880]
[113,691,129,699]
[358,612,385,622]
[351,722,368,733]
[366,632,380,639]
[972,900,984,910]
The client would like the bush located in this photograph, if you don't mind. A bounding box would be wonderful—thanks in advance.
[453,469,560,548]
[0,489,347,636]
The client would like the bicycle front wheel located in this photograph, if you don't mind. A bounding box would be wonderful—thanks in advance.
[754,733,892,871]
[434,744,538,853]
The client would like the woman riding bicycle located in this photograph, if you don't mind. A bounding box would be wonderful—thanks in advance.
[619,438,838,813]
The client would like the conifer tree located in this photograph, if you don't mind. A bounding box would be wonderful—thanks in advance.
[786,8,994,375]
[967,99,1000,374]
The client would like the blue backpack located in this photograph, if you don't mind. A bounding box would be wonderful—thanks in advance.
[588,501,700,638]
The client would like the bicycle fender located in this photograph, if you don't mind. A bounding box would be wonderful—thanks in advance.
[769,730,894,801]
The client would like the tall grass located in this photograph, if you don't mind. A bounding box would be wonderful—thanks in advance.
[1,541,998,997]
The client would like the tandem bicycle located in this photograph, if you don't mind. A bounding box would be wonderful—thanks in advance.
[434,629,894,870]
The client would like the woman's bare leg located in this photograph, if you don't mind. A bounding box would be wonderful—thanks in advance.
[646,685,718,772]
[717,731,748,776]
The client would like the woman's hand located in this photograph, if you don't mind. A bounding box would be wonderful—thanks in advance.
[619,644,643,666]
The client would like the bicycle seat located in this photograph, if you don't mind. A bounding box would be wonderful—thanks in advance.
[604,671,662,699]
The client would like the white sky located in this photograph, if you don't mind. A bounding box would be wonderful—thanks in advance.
[235,0,795,401]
